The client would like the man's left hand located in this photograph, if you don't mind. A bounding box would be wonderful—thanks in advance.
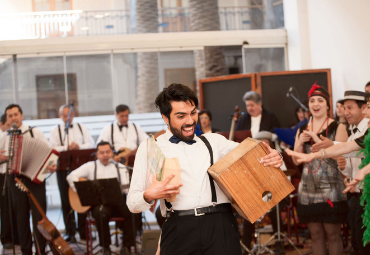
[311,135,334,152]
[46,163,57,173]
[259,142,283,168]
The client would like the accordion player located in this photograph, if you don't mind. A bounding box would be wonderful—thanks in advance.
[0,125,58,183]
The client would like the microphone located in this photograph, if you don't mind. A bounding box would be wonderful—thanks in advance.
[109,158,133,170]
[286,87,293,97]
[11,123,17,129]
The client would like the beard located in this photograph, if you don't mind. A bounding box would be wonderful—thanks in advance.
[169,120,197,142]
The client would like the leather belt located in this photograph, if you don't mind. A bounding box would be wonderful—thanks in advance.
[166,203,232,218]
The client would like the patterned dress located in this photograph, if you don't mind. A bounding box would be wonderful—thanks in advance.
[297,121,349,223]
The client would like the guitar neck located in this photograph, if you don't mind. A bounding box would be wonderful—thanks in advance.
[28,192,47,219]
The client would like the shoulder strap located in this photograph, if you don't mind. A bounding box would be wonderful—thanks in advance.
[94,161,97,180]
[165,135,217,211]
[77,123,84,144]
[58,124,63,146]
[132,123,139,147]
[111,123,115,151]
[29,127,34,138]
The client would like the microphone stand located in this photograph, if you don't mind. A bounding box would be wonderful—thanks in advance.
[3,126,21,255]
[287,91,309,112]
[62,104,75,241]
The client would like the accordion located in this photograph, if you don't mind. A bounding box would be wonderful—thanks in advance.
[2,134,59,184]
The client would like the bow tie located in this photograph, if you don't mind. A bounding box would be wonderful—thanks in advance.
[353,127,359,134]
[118,124,128,131]
[169,135,196,145]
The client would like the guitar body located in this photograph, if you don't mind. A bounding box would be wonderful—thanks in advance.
[38,219,74,255]
[14,178,74,255]
[114,147,131,165]
[69,177,90,213]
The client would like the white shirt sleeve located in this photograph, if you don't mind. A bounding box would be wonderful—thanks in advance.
[135,124,149,145]
[127,139,154,213]
[67,162,93,192]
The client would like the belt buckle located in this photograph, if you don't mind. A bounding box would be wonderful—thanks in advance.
[194,207,205,216]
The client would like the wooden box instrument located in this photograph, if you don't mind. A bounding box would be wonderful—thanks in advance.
[208,138,294,223]
[3,134,59,184]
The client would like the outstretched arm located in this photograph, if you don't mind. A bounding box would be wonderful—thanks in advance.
[343,163,370,193]
[287,140,361,164]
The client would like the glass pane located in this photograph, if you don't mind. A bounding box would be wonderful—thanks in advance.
[242,47,285,73]
[0,57,14,110]
[158,51,196,92]
[17,56,65,120]
[65,54,113,116]
[112,53,137,113]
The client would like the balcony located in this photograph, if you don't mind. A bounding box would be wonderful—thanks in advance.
[0,5,283,40]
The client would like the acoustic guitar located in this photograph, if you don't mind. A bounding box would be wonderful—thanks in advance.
[68,178,130,214]
[113,147,131,165]
[68,178,90,214]
[14,178,74,255]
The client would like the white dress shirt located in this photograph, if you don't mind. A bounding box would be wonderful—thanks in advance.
[96,121,148,151]
[0,123,49,174]
[251,115,262,138]
[67,160,130,194]
[127,129,239,216]
[49,122,95,152]
[342,117,369,192]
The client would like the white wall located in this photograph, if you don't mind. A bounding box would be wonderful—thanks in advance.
[284,0,370,104]
[0,0,32,13]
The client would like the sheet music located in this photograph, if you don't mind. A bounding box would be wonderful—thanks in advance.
[145,135,165,190]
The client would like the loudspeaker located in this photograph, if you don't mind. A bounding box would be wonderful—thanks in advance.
[141,229,161,255]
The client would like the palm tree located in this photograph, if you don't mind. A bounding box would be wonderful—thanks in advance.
[189,0,226,87]
[135,0,159,113]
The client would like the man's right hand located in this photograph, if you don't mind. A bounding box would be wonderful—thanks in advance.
[0,150,7,162]
[143,174,183,203]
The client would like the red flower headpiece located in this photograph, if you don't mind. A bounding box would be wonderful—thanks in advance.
[308,81,329,100]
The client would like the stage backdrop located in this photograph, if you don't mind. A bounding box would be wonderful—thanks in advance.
[199,74,256,132]
[199,69,332,131]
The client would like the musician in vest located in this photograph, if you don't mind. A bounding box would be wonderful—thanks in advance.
[49,104,95,242]
[67,141,135,255]
[96,104,148,164]
[127,84,283,255]
[0,104,55,255]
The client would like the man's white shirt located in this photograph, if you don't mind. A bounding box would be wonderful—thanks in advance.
[49,122,95,152]
[343,117,369,192]
[97,121,148,151]
[127,129,239,217]
[67,160,130,194]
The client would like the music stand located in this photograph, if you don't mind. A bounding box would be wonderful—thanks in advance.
[74,178,123,254]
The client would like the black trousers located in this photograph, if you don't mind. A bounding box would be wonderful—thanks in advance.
[348,193,370,254]
[91,196,135,249]
[160,211,241,255]
[0,173,18,245]
[56,170,86,239]
[8,176,46,255]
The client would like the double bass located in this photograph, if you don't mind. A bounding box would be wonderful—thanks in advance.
[229,106,242,141]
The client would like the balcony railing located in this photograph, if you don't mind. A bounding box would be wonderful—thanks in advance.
[0,6,282,40]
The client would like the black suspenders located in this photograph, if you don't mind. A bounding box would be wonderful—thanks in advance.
[111,122,139,151]
[58,123,84,146]
[93,161,121,185]
[165,135,217,210]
